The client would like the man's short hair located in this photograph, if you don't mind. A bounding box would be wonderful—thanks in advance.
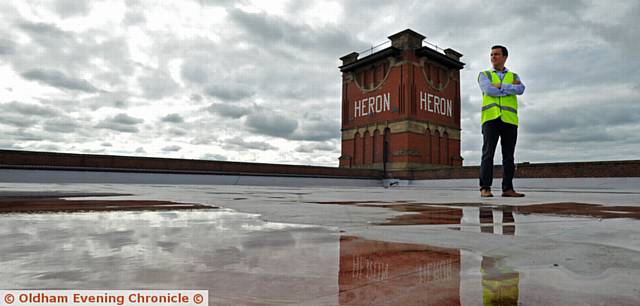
[491,45,508,57]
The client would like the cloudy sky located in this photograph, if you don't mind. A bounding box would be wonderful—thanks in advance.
[1,0,638,167]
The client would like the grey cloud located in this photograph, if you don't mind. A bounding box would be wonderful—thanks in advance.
[96,113,143,133]
[289,114,340,141]
[162,145,182,152]
[83,148,106,154]
[0,39,15,55]
[245,110,298,138]
[0,101,60,117]
[21,69,99,92]
[168,128,187,136]
[205,84,254,101]
[196,0,246,6]
[207,103,252,119]
[295,142,338,153]
[201,153,227,161]
[5,130,44,141]
[123,11,146,26]
[14,20,133,80]
[190,135,218,145]
[161,113,184,123]
[53,0,92,18]
[181,61,209,84]
[112,113,143,125]
[0,115,37,128]
[17,21,75,50]
[223,137,277,151]
[0,101,60,128]
[18,21,69,40]
[588,3,640,58]
[82,92,130,111]
[138,70,179,99]
[0,142,18,150]
[291,126,339,142]
[525,97,640,135]
[43,118,81,133]
[135,147,146,153]
[228,8,364,56]
[33,143,62,152]
[101,142,112,147]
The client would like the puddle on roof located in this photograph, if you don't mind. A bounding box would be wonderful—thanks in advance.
[1,195,639,305]
[0,196,214,213]
[311,201,640,232]
[1,209,638,305]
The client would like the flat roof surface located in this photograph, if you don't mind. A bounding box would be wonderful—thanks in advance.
[1,177,640,305]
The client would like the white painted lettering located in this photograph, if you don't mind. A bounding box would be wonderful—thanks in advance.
[361,98,368,116]
[352,92,392,118]
[420,91,426,110]
[418,92,454,118]
[383,93,390,111]
[368,97,375,115]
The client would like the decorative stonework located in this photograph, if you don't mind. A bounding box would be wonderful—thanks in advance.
[342,120,461,140]
[349,58,397,93]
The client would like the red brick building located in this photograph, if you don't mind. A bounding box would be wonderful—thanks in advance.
[338,29,465,171]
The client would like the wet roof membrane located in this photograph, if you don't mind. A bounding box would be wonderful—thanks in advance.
[1,177,639,305]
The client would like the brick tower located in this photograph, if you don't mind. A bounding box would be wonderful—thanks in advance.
[338,29,465,172]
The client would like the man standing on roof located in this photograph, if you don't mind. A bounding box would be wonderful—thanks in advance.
[478,45,526,197]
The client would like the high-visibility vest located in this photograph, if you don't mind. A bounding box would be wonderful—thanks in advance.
[481,70,519,126]
[481,258,520,305]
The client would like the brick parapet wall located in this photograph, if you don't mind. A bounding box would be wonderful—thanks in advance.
[402,161,640,180]
[2,150,638,180]
[0,150,382,179]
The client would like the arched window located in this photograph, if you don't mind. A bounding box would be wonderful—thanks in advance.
[363,131,371,165]
[425,128,432,164]
[442,131,449,165]
[353,132,361,165]
[373,129,380,163]
[432,130,440,165]
[383,128,391,165]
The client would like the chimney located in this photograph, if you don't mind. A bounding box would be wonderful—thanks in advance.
[340,52,359,66]
[388,29,425,50]
[444,48,463,61]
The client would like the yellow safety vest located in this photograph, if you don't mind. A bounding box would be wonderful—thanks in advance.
[481,264,520,305]
[481,70,519,126]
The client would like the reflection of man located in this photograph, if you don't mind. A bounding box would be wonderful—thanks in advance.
[478,45,526,198]
[481,257,520,305]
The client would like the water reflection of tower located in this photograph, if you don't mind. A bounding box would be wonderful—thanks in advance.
[338,236,461,306]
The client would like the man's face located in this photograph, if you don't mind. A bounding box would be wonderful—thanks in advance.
[490,48,507,68]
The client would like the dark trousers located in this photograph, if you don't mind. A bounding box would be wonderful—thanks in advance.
[480,119,518,191]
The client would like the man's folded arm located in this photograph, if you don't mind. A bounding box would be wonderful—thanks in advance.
[478,72,505,96]
[501,74,525,95]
